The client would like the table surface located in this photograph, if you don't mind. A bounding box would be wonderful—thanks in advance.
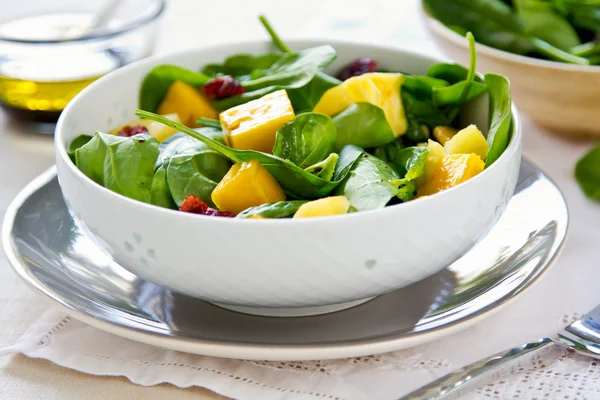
[1,0,600,399]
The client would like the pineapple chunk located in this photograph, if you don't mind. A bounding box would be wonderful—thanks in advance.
[313,73,407,137]
[212,159,285,215]
[444,124,490,160]
[294,196,350,218]
[219,90,295,153]
[415,140,446,188]
[147,113,181,142]
[156,80,218,127]
[417,154,484,197]
[432,126,458,145]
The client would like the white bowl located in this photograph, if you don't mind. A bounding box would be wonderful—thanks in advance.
[420,2,600,139]
[55,40,522,316]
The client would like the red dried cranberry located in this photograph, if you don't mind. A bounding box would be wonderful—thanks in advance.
[202,75,246,100]
[179,194,235,218]
[116,125,149,137]
[337,58,379,81]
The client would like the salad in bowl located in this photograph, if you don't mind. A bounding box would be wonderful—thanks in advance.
[55,16,520,314]
[67,16,512,220]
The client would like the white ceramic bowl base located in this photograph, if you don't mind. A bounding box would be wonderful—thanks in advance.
[55,40,522,316]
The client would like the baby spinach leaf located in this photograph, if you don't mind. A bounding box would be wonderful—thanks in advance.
[575,144,600,201]
[139,65,211,112]
[397,181,417,202]
[166,133,232,207]
[432,82,488,107]
[424,0,533,54]
[273,112,337,168]
[372,138,405,165]
[75,132,160,203]
[202,53,285,79]
[332,103,395,150]
[335,153,406,211]
[236,200,308,219]
[68,134,93,162]
[304,153,339,181]
[150,166,177,209]
[393,147,429,180]
[514,0,580,50]
[427,63,471,84]
[484,73,512,168]
[135,111,363,199]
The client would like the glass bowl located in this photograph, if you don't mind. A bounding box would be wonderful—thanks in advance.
[0,0,165,122]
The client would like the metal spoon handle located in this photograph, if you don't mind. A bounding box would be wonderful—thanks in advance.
[399,338,554,400]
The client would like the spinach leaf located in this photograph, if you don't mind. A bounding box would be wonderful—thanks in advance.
[150,166,177,209]
[139,65,210,112]
[427,63,473,84]
[135,111,363,199]
[372,138,405,165]
[332,103,395,150]
[514,0,580,50]
[68,134,93,162]
[575,144,600,201]
[335,153,409,211]
[484,73,513,167]
[424,0,533,54]
[202,53,285,79]
[433,82,488,107]
[75,132,160,202]
[273,112,337,168]
[304,153,339,181]
[393,147,429,180]
[155,132,186,170]
[166,133,232,207]
[236,200,308,219]
[211,46,337,110]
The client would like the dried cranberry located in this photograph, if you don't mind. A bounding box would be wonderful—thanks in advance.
[179,194,235,218]
[117,125,149,137]
[202,75,246,100]
[337,58,379,81]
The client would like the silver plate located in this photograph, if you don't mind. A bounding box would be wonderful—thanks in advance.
[2,160,568,361]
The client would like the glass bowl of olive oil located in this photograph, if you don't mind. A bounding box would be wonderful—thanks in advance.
[0,0,165,122]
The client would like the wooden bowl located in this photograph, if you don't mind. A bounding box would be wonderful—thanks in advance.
[421,3,600,139]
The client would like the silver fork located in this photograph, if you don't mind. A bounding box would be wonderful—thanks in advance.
[401,303,600,399]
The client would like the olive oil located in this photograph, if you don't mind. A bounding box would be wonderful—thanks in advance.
[0,75,101,112]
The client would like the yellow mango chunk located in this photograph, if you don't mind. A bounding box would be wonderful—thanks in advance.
[294,196,350,219]
[432,126,458,145]
[415,140,446,188]
[219,90,295,154]
[212,159,285,215]
[444,124,490,160]
[417,154,484,197]
[313,73,407,137]
[157,80,218,127]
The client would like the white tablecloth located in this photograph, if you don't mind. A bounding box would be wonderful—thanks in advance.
[1,0,600,398]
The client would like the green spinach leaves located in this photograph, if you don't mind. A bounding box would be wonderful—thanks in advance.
[576,144,600,201]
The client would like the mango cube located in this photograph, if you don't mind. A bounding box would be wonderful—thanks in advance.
[294,196,350,219]
[313,73,407,137]
[219,90,295,154]
[417,154,484,197]
[415,139,446,188]
[444,124,490,160]
[157,80,218,127]
[211,159,285,215]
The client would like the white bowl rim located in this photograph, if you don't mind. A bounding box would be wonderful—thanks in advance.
[420,1,600,72]
[55,38,522,225]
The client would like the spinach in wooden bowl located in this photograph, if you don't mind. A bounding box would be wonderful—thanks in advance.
[424,0,600,65]
[68,16,512,220]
